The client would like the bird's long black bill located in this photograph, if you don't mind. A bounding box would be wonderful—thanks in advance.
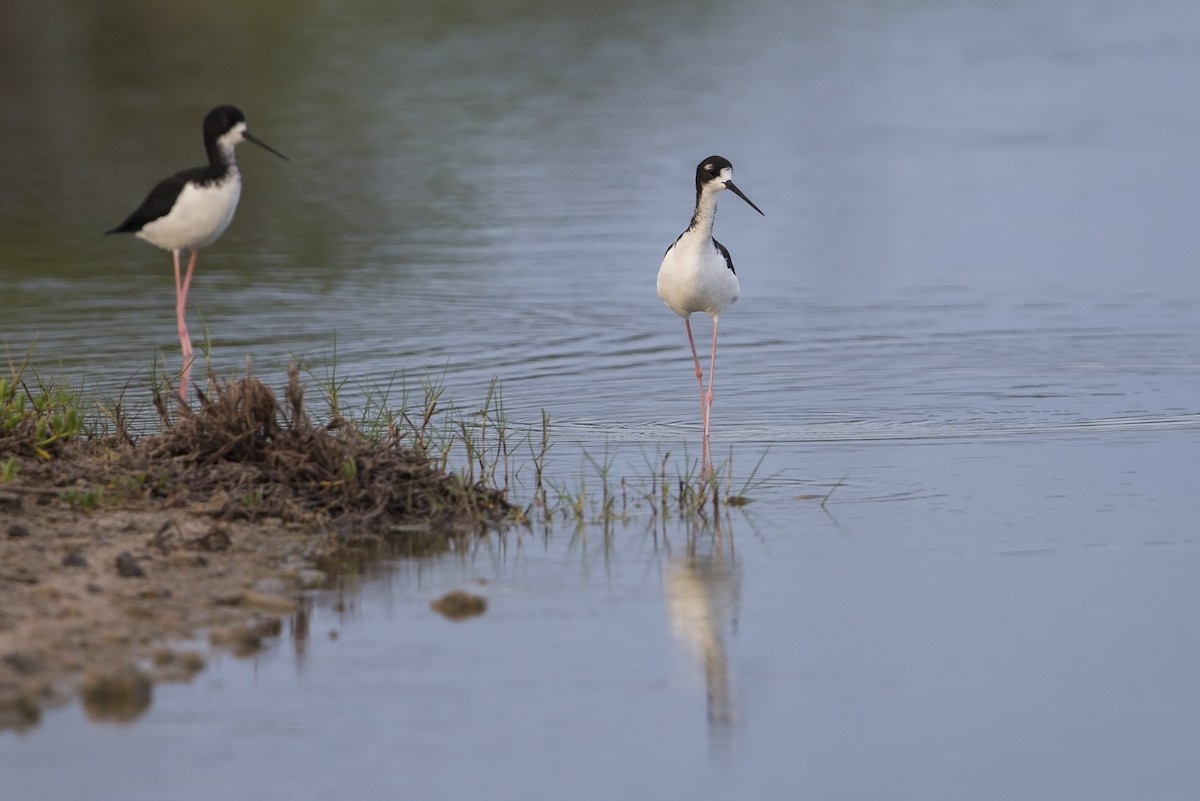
[245,131,290,161]
[725,180,765,216]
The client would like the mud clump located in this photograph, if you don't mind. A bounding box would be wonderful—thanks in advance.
[431,590,488,621]
[80,664,152,723]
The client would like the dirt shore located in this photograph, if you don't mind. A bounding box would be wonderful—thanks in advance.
[0,370,508,731]
[0,483,335,731]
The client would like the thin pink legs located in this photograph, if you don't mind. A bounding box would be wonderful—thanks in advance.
[684,315,722,472]
[172,249,199,404]
[705,315,720,433]
[684,317,706,427]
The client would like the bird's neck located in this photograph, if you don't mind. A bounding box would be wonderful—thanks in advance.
[687,188,719,237]
[206,140,239,173]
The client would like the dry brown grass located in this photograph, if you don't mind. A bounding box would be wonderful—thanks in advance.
[8,364,511,534]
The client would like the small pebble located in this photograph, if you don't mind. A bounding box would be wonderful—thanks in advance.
[114,552,145,578]
[189,527,231,552]
[6,522,30,538]
[62,550,89,568]
[3,651,45,676]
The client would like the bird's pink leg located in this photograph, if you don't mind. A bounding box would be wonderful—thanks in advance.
[701,316,721,473]
[174,249,198,403]
[705,316,721,431]
[684,318,706,429]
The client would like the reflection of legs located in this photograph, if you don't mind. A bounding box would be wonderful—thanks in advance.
[174,249,198,402]
[685,318,706,430]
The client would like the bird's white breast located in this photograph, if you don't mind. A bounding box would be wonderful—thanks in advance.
[137,173,242,252]
[656,232,741,319]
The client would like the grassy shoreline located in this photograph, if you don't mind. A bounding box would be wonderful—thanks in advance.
[1,354,766,731]
[1,359,523,730]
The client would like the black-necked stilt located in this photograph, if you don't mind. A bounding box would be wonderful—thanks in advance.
[657,156,763,459]
[106,105,288,404]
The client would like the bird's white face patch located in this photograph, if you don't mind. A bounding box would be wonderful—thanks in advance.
[217,122,248,150]
[700,165,734,194]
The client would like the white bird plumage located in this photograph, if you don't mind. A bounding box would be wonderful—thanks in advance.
[134,169,242,253]
[657,155,763,466]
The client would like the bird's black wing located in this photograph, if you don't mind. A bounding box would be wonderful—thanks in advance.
[105,166,210,234]
[713,238,736,275]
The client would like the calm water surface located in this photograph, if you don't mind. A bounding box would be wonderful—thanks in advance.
[3,0,1200,798]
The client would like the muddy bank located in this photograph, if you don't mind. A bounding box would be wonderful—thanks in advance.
[0,368,509,730]
[0,494,330,730]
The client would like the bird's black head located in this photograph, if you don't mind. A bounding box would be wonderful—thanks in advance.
[204,105,247,141]
[695,156,734,193]
[693,155,764,217]
[201,105,289,162]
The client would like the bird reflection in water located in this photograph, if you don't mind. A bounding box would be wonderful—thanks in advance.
[665,519,741,749]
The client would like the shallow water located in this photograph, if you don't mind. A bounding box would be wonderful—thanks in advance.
[4,0,1200,798]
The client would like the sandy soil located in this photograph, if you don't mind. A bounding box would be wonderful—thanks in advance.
[0,371,508,730]
[0,483,333,731]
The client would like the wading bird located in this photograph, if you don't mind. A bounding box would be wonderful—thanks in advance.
[106,105,288,405]
[656,156,763,466]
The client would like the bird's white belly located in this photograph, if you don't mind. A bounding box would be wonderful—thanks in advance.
[138,176,242,252]
[656,239,741,319]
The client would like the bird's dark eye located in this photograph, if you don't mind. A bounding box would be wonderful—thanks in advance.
[705,164,716,175]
